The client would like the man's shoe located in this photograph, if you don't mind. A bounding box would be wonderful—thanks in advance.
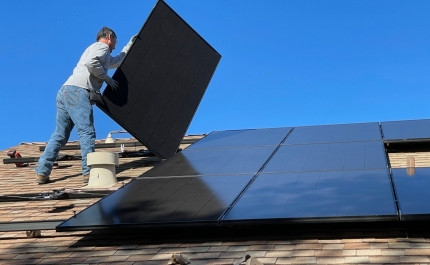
[36,175,49,184]
[83,174,90,183]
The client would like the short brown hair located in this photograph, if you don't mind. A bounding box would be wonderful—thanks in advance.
[96,27,117,41]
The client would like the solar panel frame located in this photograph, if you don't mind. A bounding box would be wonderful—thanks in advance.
[97,0,221,159]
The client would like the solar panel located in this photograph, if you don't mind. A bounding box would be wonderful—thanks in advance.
[391,167,430,220]
[98,0,221,159]
[57,174,254,231]
[222,169,397,223]
[186,127,292,150]
[381,119,430,142]
[284,122,382,145]
[141,146,278,177]
[262,141,388,173]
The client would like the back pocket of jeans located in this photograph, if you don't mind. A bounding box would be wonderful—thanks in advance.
[64,89,79,108]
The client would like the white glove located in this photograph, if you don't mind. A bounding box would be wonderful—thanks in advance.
[104,76,119,91]
[122,34,138,53]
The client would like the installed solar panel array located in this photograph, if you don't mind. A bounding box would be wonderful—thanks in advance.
[98,0,221,159]
[58,123,407,231]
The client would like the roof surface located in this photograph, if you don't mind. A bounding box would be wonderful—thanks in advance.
[1,135,430,264]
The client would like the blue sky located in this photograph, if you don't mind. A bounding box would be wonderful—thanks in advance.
[1,0,429,150]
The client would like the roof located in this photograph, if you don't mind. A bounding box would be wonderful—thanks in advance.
[1,135,430,264]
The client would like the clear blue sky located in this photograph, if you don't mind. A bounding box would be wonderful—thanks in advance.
[1,0,429,150]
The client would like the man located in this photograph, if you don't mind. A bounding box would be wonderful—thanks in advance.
[36,27,136,184]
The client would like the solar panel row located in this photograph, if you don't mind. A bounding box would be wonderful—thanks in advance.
[58,122,414,231]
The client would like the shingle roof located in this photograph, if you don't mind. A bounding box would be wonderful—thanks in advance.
[2,221,430,264]
[2,135,430,264]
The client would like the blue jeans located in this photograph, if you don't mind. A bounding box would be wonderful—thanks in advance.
[36,85,96,177]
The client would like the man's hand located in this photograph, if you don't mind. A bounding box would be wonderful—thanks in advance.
[122,34,138,53]
[104,76,119,91]
[131,34,138,42]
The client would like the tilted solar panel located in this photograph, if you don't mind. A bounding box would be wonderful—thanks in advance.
[98,0,221,159]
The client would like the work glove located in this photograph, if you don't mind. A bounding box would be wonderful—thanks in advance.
[122,34,138,53]
[89,90,103,105]
[104,76,119,91]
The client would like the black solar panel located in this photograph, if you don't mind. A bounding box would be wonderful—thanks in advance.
[98,0,221,159]
[187,127,292,150]
[381,119,430,142]
[262,141,388,173]
[141,146,278,177]
[57,175,253,230]
[284,123,382,145]
[392,168,430,220]
[222,169,397,223]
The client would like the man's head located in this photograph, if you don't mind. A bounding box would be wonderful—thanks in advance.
[96,27,117,53]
